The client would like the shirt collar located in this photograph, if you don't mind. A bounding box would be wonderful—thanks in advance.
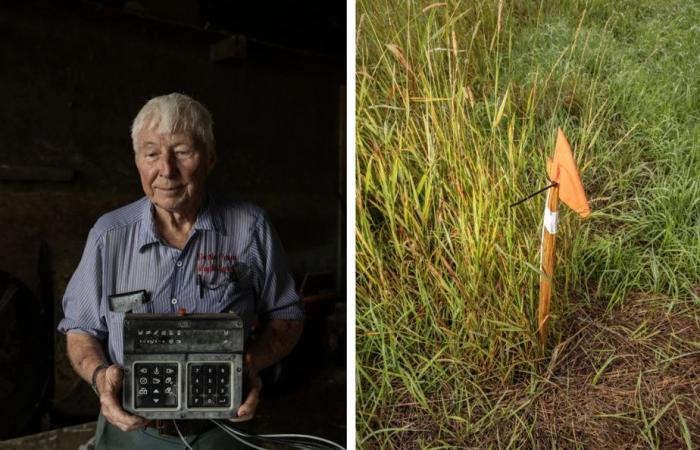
[193,194,226,235]
[137,193,226,251]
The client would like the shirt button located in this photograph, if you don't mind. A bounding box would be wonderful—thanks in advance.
[176,261,183,267]
[171,298,178,305]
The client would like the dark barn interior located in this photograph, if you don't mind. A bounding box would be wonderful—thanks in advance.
[0,0,346,447]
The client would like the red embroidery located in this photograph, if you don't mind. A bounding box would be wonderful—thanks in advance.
[197,264,234,274]
[196,254,237,274]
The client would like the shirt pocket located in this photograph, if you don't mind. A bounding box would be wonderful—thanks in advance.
[107,295,153,316]
[200,281,234,311]
[107,301,153,354]
[199,276,254,328]
[228,278,255,336]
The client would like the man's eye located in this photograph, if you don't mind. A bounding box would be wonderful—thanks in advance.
[175,150,192,158]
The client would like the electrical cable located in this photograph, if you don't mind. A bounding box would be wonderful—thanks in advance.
[173,420,196,450]
[212,420,346,450]
[212,421,270,450]
[259,433,345,450]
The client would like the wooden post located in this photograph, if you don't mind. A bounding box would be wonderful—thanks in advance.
[538,184,559,345]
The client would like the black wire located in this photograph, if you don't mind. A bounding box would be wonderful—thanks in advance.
[509,182,558,208]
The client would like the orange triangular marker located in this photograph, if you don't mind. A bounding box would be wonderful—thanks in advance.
[546,128,590,218]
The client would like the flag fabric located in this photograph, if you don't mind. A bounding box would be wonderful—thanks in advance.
[546,128,590,218]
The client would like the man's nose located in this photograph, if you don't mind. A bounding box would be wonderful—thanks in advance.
[158,152,177,177]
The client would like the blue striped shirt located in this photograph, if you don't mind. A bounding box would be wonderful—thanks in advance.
[58,195,304,365]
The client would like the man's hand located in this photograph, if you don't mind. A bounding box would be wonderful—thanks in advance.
[231,365,262,422]
[97,365,150,432]
[229,320,303,422]
[66,333,149,431]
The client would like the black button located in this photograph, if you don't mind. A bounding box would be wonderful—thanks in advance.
[134,363,178,409]
[189,364,234,408]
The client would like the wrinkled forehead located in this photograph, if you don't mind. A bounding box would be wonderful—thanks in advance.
[142,111,195,137]
[135,115,196,146]
[136,128,195,147]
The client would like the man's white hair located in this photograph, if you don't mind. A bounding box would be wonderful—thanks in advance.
[131,93,215,156]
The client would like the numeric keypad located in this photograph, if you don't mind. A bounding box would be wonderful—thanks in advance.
[188,363,231,408]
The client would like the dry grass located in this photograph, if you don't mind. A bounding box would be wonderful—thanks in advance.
[534,295,700,449]
[364,295,700,449]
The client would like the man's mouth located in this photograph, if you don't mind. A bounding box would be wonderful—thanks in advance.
[155,186,184,191]
[154,186,185,195]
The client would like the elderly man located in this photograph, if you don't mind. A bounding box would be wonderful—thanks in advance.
[58,93,304,449]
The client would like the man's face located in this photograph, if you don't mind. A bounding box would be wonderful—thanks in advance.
[134,126,214,217]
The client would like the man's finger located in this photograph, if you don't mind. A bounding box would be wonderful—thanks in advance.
[114,415,150,432]
[234,375,262,420]
[104,402,150,432]
[102,392,149,431]
[99,366,150,432]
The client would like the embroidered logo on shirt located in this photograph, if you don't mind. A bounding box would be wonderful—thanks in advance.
[196,253,239,275]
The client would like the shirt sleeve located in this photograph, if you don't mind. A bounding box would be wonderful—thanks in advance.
[57,228,108,340]
[250,210,305,321]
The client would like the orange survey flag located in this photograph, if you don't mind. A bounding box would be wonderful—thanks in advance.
[546,128,590,218]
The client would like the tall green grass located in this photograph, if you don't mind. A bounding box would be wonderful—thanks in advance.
[356,0,700,447]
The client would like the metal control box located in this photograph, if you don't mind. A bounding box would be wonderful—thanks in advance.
[122,313,244,419]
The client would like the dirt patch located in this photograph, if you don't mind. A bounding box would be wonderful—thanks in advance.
[534,296,700,449]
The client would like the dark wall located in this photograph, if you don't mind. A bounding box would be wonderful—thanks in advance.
[0,0,344,430]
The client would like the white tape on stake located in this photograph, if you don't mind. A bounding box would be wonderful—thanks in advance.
[543,206,558,234]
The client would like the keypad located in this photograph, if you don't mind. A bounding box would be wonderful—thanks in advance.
[188,363,231,408]
[134,363,178,408]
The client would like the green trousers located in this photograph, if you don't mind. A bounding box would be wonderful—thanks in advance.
[94,414,247,449]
